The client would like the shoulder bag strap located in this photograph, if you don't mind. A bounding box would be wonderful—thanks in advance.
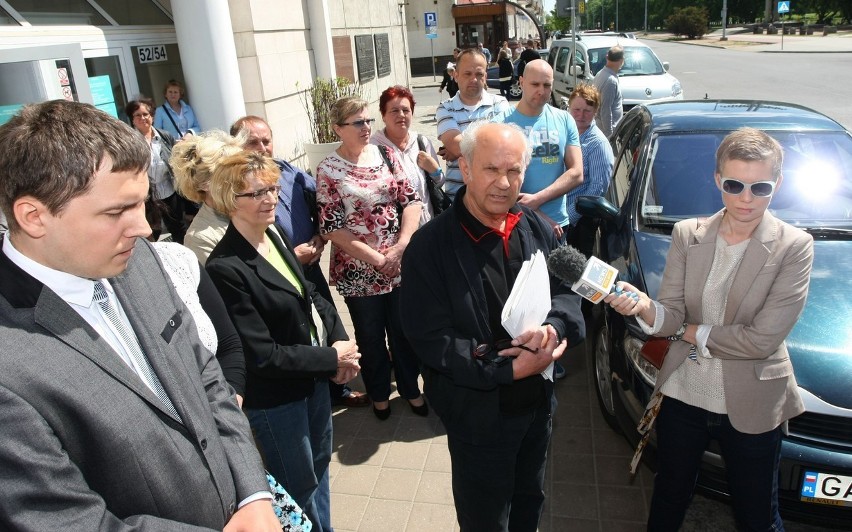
[162,103,184,137]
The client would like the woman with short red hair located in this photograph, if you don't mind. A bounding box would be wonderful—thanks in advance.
[371,85,443,225]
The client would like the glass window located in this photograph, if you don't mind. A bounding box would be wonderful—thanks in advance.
[5,0,109,25]
[94,0,172,25]
[610,115,643,206]
[85,55,127,121]
[554,48,570,74]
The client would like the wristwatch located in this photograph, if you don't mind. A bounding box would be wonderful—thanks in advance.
[667,323,687,342]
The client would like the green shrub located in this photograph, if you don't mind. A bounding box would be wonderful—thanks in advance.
[666,6,709,39]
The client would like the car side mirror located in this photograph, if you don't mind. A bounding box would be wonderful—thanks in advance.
[576,195,619,222]
[569,65,583,77]
[662,61,670,72]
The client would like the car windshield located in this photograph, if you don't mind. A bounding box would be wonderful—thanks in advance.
[588,46,665,76]
[640,131,852,229]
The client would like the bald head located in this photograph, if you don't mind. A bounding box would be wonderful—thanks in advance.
[518,59,554,115]
[460,121,531,169]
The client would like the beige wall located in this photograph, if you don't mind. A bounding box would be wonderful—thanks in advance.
[230,0,410,165]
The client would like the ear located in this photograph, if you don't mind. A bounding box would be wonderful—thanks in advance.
[459,157,472,185]
[773,173,784,195]
[12,196,50,239]
[714,172,723,191]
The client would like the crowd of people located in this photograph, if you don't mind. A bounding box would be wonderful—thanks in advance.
[0,45,810,532]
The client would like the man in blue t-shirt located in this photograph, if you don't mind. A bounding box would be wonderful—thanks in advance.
[494,59,582,241]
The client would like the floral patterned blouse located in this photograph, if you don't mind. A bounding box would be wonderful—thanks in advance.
[317,144,422,297]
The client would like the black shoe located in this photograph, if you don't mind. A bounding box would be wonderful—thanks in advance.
[409,401,429,417]
[373,405,391,420]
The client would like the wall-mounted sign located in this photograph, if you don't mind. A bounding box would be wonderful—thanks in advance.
[374,34,391,78]
[136,44,168,64]
[354,35,375,82]
[89,75,118,118]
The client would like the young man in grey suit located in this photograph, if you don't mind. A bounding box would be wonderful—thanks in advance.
[0,100,280,531]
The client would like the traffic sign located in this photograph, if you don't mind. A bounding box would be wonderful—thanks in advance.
[424,12,437,34]
[778,1,790,14]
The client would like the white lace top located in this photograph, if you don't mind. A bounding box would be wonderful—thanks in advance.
[153,242,217,354]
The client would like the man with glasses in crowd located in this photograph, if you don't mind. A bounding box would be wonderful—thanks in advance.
[400,121,584,531]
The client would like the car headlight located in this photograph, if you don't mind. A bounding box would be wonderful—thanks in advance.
[623,336,659,387]
[672,81,683,98]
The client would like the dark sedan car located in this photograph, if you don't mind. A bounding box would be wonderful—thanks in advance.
[577,100,852,527]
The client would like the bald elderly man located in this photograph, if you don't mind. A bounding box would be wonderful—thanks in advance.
[400,122,585,532]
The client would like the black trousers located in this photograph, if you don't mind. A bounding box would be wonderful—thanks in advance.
[159,192,186,244]
[447,391,554,532]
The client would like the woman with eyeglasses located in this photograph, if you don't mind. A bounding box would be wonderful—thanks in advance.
[126,99,187,244]
[371,86,442,226]
[316,96,427,421]
[605,128,814,532]
[205,151,361,532]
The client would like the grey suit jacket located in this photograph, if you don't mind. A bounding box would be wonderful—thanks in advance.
[652,210,814,434]
[0,236,268,530]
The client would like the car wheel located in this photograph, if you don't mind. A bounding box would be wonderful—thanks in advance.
[592,322,621,432]
[509,81,523,99]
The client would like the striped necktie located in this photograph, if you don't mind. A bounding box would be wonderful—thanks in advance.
[93,281,182,422]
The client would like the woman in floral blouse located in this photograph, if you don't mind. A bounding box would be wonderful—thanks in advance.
[316,96,427,421]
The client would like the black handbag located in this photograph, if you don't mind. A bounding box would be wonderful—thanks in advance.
[416,135,452,214]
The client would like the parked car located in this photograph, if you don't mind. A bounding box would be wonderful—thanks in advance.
[576,100,852,527]
[546,35,682,109]
[485,49,549,100]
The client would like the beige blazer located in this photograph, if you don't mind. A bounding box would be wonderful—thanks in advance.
[653,209,814,434]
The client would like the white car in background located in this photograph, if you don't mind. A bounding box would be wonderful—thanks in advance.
[547,35,683,110]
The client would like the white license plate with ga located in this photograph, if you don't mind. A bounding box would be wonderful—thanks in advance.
[800,471,852,506]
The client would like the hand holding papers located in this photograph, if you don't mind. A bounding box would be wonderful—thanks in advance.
[500,250,555,380]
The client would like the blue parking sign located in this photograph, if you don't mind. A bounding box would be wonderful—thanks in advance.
[778,1,790,14]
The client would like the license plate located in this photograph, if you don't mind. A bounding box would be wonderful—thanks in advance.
[800,471,852,507]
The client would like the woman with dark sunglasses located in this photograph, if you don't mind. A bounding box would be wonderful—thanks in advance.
[604,127,814,531]
[316,96,427,421]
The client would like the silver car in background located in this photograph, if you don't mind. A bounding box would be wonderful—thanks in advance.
[547,35,683,110]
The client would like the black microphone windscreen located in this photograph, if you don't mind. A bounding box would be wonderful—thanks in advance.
[547,245,587,285]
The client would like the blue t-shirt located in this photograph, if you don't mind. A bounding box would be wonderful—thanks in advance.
[494,105,579,227]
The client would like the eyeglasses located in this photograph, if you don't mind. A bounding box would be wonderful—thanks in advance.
[339,118,376,128]
[720,178,776,197]
[234,185,281,200]
[472,339,537,365]
[132,113,151,120]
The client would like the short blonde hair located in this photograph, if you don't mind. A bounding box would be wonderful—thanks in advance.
[170,129,246,206]
[715,127,784,180]
[208,151,280,214]
[330,96,368,129]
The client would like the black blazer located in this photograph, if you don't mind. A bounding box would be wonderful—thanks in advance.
[206,223,346,410]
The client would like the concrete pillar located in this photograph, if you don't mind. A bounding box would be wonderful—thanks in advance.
[171,0,245,131]
[307,0,336,80]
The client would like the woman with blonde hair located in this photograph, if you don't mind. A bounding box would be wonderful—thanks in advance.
[316,96,426,420]
[170,130,245,264]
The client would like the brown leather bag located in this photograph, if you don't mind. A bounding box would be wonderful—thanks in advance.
[640,337,671,370]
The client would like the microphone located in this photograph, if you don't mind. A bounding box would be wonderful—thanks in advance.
[547,245,639,304]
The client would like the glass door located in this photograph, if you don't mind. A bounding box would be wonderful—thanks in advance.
[0,44,92,125]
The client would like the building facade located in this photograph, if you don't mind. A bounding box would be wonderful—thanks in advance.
[0,0,410,165]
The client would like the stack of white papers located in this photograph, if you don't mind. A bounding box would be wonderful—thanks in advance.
[500,250,554,380]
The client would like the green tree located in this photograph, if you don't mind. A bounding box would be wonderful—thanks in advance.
[546,7,572,32]
[666,5,710,38]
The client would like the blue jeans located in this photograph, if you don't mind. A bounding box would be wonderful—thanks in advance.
[648,397,784,532]
[247,380,333,532]
[344,289,422,402]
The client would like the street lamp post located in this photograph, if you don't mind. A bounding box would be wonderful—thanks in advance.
[721,0,729,41]
[644,0,648,34]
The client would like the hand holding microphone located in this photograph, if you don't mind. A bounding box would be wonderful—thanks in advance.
[546,245,640,304]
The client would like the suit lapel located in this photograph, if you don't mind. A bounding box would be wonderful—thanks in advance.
[111,240,191,424]
[684,212,723,323]
[33,284,169,415]
[723,212,777,323]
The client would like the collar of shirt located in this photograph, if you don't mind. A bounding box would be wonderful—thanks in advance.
[449,90,503,112]
[2,236,97,307]
[456,189,523,257]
